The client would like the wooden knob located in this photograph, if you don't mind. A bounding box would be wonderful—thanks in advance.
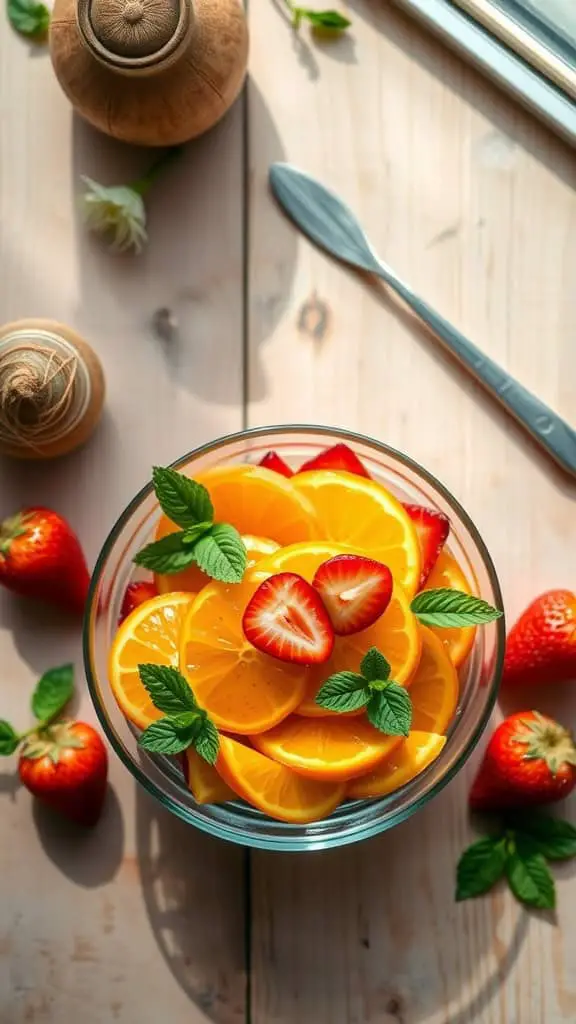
[77,0,192,72]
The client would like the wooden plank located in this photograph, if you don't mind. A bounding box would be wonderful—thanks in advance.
[0,22,246,1024]
[247,1,576,1021]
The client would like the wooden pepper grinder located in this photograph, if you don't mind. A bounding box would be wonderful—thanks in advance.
[49,0,249,146]
[0,319,105,459]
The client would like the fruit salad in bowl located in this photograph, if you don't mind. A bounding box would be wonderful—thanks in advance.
[84,427,505,850]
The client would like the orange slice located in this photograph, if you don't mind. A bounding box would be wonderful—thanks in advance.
[251,542,421,717]
[409,625,459,733]
[424,550,476,668]
[184,748,235,804]
[250,716,402,782]
[347,731,446,799]
[217,734,344,823]
[109,592,196,730]
[291,470,421,596]
[156,464,320,549]
[179,578,308,734]
[155,534,279,596]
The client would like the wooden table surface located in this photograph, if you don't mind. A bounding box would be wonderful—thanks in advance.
[1,2,576,1022]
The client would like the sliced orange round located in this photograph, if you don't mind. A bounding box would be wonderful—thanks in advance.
[184,748,235,805]
[156,464,320,549]
[424,550,477,668]
[179,578,308,734]
[155,534,279,596]
[216,735,344,823]
[109,592,196,730]
[291,470,421,596]
[251,716,402,782]
[250,542,421,717]
[347,731,446,799]
[409,625,459,733]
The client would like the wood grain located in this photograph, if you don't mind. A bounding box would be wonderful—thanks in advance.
[247,2,576,1022]
[0,19,246,1024]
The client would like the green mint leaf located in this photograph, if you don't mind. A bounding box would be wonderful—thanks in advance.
[300,8,351,30]
[194,717,220,766]
[138,717,196,756]
[360,647,390,683]
[31,664,74,722]
[506,813,576,861]
[411,588,503,627]
[182,522,213,546]
[138,664,197,716]
[0,721,19,756]
[315,672,370,713]
[133,531,197,574]
[506,840,556,910]
[455,836,507,900]
[152,466,214,530]
[8,0,50,37]
[192,523,247,583]
[366,684,412,737]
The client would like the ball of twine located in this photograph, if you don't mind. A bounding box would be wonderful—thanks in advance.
[0,342,80,454]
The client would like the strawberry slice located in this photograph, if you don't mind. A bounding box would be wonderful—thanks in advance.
[258,450,293,477]
[119,580,158,624]
[312,554,393,635]
[242,572,334,664]
[298,443,371,478]
[403,504,450,587]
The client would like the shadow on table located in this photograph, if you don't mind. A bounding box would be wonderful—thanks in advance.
[269,0,358,82]
[135,784,246,1023]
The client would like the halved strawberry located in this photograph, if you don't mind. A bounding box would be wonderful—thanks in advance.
[119,580,158,624]
[403,504,450,587]
[242,572,334,664]
[298,443,371,478]
[312,554,393,635]
[258,450,293,477]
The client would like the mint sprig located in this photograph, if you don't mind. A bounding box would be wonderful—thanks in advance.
[137,663,220,765]
[315,646,412,737]
[8,0,50,38]
[291,6,350,30]
[411,588,503,628]
[134,466,247,584]
[0,664,75,758]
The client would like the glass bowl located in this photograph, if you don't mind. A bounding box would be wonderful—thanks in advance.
[83,425,505,851]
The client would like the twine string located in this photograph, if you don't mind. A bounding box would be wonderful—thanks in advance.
[0,342,80,453]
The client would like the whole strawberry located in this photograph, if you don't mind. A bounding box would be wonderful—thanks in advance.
[0,507,90,615]
[470,711,576,810]
[0,664,108,827]
[502,589,576,688]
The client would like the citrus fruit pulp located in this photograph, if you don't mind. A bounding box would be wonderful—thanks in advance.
[155,534,279,596]
[291,470,421,596]
[184,748,235,804]
[250,542,421,717]
[347,731,446,798]
[216,734,345,823]
[109,592,196,730]
[179,578,308,734]
[250,716,402,782]
[424,550,476,668]
[156,464,321,549]
[409,625,459,733]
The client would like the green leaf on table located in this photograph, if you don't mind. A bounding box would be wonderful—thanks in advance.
[0,720,19,756]
[138,664,198,716]
[139,717,199,756]
[193,523,247,583]
[152,466,214,530]
[8,0,49,38]
[506,812,576,862]
[194,717,220,766]
[315,671,370,713]
[293,7,351,30]
[360,647,391,683]
[133,531,197,574]
[31,664,74,722]
[367,684,412,737]
[411,589,503,627]
[506,839,556,910]
[455,836,507,901]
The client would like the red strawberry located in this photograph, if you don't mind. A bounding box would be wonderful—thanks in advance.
[242,572,334,664]
[0,508,90,615]
[403,504,450,586]
[312,554,393,635]
[258,451,293,477]
[502,590,576,688]
[469,711,576,811]
[19,721,108,826]
[298,443,371,478]
[120,580,158,624]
